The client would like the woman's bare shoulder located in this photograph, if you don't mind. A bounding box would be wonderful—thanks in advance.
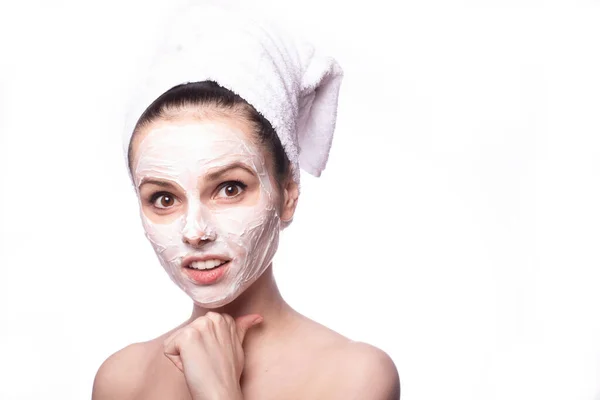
[295,317,401,399]
[318,340,400,399]
[91,336,166,400]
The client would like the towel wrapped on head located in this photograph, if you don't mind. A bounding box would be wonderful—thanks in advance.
[122,2,344,185]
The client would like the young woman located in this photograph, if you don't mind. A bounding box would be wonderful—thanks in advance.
[93,5,400,400]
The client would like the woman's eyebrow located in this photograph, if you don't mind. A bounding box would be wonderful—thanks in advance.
[205,162,256,181]
[138,178,178,189]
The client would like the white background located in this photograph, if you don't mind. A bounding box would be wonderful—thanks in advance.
[1,0,599,399]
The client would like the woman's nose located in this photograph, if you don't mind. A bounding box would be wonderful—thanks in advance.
[182,228,215,246]
[181,211,216,246]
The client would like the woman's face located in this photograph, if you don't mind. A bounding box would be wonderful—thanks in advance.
[130,114,281,308]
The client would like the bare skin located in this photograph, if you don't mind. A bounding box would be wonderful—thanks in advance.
[93,265,399,399]
[93,109,400,400]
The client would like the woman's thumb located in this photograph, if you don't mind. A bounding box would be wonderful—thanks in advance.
[235,314,263,343]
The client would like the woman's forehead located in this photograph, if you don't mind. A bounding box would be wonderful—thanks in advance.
[131,118,275,193]
[134,119,263,170]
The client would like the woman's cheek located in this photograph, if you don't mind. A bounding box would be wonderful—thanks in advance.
[215,202,278,244]
[230,205,280,270]
[141,213,186,264]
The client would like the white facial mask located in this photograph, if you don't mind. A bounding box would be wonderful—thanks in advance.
[133,119,280,308]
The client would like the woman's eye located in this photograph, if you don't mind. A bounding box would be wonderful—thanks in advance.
[216,181,247,199]
[150,193,177,209]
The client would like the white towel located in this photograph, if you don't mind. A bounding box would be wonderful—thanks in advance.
[122,2,344,184]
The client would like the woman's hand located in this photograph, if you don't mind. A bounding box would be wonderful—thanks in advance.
[163,312,263,400]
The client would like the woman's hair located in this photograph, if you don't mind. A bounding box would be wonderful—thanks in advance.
[127,81,290,187]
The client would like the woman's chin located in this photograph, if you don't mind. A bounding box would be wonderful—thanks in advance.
[187,285,242,309]
[191,295,235,309]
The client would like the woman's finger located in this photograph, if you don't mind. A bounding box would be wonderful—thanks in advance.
[165,326,210,374]
[163,331,185,372]
[204,312,232,347]
[235,314,263,343]
[163,326,184,354]
[221,313,235,327]
[164,352,184,372]
[189,315,213,332]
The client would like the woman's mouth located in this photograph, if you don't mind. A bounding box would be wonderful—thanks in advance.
[182,259,231,285]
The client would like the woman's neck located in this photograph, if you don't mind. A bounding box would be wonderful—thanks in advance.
[186,265,304,375]
[188,264,296,333]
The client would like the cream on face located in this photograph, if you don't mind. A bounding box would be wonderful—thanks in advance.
[133,119,280,308]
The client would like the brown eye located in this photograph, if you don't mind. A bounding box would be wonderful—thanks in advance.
[216,181,247,199]
[159,195,174,208]
[224,185,239,197]
[151,192,177,209]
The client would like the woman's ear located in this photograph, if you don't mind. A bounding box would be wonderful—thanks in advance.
[280,177,299,223]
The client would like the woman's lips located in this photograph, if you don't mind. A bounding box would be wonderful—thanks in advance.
[182,260,230,285]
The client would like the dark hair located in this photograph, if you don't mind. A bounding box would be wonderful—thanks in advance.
[127,81,290,186]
